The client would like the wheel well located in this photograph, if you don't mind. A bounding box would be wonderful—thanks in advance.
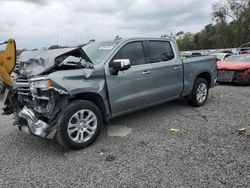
[197,72,211,88]
[70,93,107,122]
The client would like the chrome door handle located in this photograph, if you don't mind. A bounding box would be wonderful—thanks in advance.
[142,70,151,75]
[174,66,182,70]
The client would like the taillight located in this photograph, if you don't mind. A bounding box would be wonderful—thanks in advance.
[216,61,221,69]
[239,69,249,79]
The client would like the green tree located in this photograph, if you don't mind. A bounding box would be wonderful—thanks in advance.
[176,32,195,51]
[193,0,250,50]
[212,0,248,46]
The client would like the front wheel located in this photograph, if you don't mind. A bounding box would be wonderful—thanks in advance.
[188,78,209,107]
[56,100,103,150]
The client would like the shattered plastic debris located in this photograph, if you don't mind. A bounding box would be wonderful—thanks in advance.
[170,128,180,133]
[238,128,247,135]
[105,154,116,162]
[137,141,147,147]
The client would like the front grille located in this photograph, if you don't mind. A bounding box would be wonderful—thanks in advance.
[16,77,31,97]
[15,76,36,109]
[14,61,20,73]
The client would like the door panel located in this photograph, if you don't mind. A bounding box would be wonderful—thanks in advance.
[147,41,183,101]
[106,41,153,117]
[106,64,152,116]
[149,61,183,100]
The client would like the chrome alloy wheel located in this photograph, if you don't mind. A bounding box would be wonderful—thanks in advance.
[196,83,207,103]
[67,109,97,143]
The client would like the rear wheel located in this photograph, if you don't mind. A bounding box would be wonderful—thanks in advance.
[188,78,209,107]
[56,100,103,150]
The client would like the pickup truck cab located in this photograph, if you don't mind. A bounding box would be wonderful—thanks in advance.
[3,38,217,149]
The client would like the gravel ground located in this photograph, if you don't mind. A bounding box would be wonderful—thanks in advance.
[0,85,250,188]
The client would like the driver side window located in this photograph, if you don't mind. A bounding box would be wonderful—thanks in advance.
[113,42,146,66]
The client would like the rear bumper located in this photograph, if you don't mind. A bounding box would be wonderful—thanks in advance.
[212,76,217,87]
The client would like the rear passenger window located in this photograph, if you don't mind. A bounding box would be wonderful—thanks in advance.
[148,41,174,63]
[113,42,146,66]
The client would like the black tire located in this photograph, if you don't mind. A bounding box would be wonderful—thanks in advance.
[188,78,209,107]
[1,84,6,94]
[56,100,103,150]
[0,76,4,93]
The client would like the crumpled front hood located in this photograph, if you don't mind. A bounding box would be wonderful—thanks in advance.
[217,61,250,70]
[18,47,92,77]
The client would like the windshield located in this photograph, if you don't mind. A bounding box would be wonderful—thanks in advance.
[224,55,250,62]
[82,42,118,64]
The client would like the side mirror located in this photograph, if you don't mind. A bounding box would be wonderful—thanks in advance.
[110,59,131,71]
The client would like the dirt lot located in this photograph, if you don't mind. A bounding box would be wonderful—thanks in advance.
[0,85,249,188]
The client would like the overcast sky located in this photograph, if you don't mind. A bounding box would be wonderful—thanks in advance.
[0,0,214,49]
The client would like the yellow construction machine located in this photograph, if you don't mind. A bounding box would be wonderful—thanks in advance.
[0,39,16,92]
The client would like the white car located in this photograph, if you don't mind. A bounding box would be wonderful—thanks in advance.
[210,53,231,61]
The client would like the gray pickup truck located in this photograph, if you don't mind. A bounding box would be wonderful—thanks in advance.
[3,38,217,149]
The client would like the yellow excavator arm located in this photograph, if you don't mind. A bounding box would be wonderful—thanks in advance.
[0,39,16,87]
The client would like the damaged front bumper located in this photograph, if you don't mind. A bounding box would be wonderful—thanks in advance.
[17,106,56,139]
[3,76,69,140]
[217,70,250,83]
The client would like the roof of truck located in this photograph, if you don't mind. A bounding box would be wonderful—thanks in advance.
[108,37,173,43]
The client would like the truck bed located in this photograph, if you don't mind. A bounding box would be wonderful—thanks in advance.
[182,56,217,96]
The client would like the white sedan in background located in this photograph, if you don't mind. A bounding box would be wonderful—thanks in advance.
[210,53,232,61]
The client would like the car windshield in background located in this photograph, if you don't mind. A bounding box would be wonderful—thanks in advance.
[225,56,250,62]
[211,54,224,60]
[217,55,223,60]
[82,42,118,64]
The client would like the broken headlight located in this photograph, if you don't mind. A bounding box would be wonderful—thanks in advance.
[29,77,67,95]
[30,79,52,89]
